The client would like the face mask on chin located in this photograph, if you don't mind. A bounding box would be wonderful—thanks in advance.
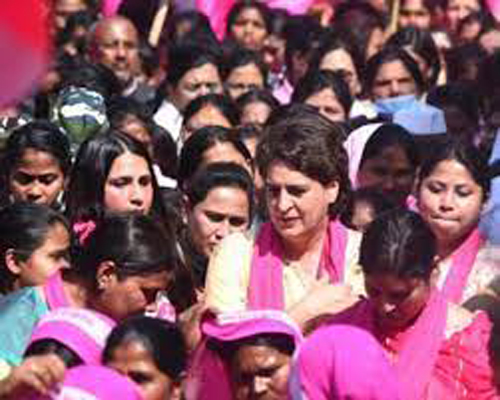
[375,94,419,116]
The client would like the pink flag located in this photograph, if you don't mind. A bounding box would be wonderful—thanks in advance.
[487,0,500,22]
[196,0,235,40]
[0,0,51,107]
[102,0,124,17]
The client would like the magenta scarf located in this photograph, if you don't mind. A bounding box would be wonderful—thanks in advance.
[441,228,485,303]
[333,289,448,400]
[247,219,348,310]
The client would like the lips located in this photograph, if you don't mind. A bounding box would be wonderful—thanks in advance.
[431,215,460,224]
[275,216,300,228]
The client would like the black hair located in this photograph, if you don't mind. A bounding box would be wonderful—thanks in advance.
[57,10,97,56]
[365,47,425,96]
[0,203,69,294]
[185,162,255,222]
[427,83,480,130]
[0,121,71,206]
[257,105,350,217]
[167,10,217,45]
[151,125,179,179]
[25,339,83,369]
[341,188,397,230]
[2,120,71,179]
[107,97,178,178]
[183,94,239,128]
[178,126,252,188]
[236,89,280,123]
[478,50,500,116]
[332,1,387,64]
[418,139,490,201]
[107,96,154,129]
[57,60,122,101]
[359,123,420,172]
[360,209,437,280]
[103,316,187,380]
[137,39,161,82]
[225,0,271,37]
[155,41,222,108]
[284,15,325,84]
[222,48,268,84]
[65,131,165,224]
[457,10,497,42]
[117,0,173,39]
[307,31,362,86]
[446,42,488,84]
[386,27,441,86]
[268,8,290,38]
[292,69,353,116]
[73,213,177,287]
[165,42,222,89]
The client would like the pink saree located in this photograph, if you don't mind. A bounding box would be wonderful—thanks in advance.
[332,290,448,400]
[247,219,348,310]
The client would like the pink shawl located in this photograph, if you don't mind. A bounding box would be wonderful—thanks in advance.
[290,324,400,400]
[186,310,303,400]
[332,289,448,400]
[441,228,485,303]
[247,219,348,310]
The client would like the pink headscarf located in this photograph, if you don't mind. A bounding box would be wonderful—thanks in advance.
[28,308,116,365]
[248,220,348,310]
[186,310,303,400]
[289,324,400,400]
[343,122,383,189]
[331,289,448,400]
[27,365,142,399]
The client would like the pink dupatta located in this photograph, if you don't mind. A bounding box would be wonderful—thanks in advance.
[441,228,485,303]
[333,289,448,400]
[247,219,348,310]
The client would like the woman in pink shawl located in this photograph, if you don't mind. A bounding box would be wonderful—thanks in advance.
[205,106,362,329]
[289,325,400,400]
[417,140,500,306]
[330,209,498,399]
[186,309,302,400]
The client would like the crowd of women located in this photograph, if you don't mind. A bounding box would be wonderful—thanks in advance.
[1,0,500,398]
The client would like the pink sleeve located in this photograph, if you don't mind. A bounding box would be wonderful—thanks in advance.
[434,312,499,400]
